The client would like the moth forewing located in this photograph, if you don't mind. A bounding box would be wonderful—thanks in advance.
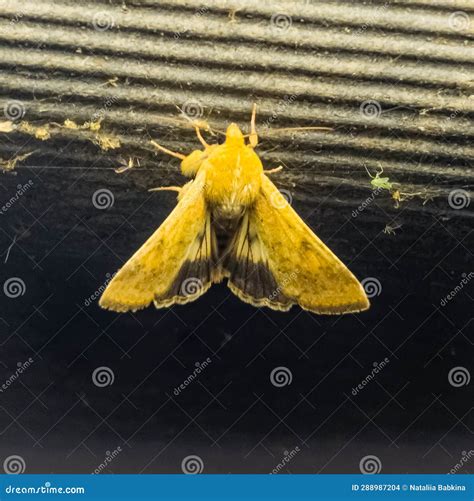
[99,173,216,312]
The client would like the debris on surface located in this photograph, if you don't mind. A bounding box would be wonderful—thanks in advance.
[0,151,35,172]
[0,121,14,133]
[19,122,51,140]
[383,223,403,235]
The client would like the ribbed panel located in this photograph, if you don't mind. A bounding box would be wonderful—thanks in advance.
[0,0,472,217]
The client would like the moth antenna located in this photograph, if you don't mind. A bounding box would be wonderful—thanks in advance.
[241,126,332,140]
[149,186,182,193]
[195,126,209,148]
[249,103,258,148]
[150,140,186,160]
[264,165,284,174]
[269,126,333,133]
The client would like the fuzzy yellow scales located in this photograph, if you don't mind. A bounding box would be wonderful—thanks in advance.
[100,106,370,314]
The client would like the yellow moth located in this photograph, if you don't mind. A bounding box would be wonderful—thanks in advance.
[100,105,370,314]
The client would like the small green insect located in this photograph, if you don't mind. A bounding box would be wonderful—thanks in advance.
[365,166,393,191]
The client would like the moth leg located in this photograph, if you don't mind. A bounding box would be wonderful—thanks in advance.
[195,126,209,148]
[150,140,186,160]
[264,165,284,174]
[249,103,258,148]
[149,186,182,193]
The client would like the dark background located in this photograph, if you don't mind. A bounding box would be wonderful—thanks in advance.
[0,161,472,474]
[0,0,473,475]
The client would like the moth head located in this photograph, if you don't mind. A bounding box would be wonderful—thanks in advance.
[225,123,245,148]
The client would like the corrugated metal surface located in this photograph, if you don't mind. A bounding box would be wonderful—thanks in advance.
[0,0,472,219]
